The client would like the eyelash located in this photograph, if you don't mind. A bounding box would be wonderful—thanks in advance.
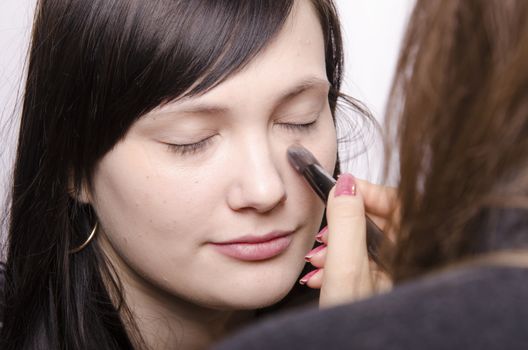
[277,119,318,132]
[166,136,215,155]
[166,119,318,156]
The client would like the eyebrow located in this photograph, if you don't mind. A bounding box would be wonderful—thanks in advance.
[158,77,331,117]
[275,77,331,104]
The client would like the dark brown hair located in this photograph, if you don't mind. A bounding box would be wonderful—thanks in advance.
[386,0,528,282]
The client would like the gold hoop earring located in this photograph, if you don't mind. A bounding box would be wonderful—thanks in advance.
[70,222,98,254]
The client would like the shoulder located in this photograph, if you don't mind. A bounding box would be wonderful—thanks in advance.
[215,266,528,350]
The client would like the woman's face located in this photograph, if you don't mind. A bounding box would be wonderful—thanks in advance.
[89,1,337,310]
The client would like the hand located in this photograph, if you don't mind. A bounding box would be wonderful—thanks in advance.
[300,174,397,308]
[355,177,399,242]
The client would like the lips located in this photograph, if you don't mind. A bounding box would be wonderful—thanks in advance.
[211,231,294,261]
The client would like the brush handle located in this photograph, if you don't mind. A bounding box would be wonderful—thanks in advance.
[302,164,390,271]
[303,164,336,202]
[365,216,388,271]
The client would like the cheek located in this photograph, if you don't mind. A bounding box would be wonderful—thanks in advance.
[306,111,338,173]
[89,142,218,261]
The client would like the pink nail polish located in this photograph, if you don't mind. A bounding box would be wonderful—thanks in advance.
[304,244,326,261]
[299,269,319,285]
[315,226,328,243]
[335,173,356,197]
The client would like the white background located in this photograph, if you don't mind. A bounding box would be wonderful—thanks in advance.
[0,0,415,240]
[336,0,414,182]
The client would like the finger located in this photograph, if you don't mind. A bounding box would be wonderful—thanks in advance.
[299,268,322,288]
[315,226,327,244]
[317,215,386,245]
[367,213,386,230]
[305,244,326,268]
[320,174,373,308]
[316,214,395,273]
[355,178,397,217]
[368,260,393,293]
[305,268,323,289]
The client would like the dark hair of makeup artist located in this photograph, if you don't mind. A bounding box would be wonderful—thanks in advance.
[0,0,368,349]
[386,0,528,281]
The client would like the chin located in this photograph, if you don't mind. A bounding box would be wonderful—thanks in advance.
[235,287,293,310]
[205,278,298,311]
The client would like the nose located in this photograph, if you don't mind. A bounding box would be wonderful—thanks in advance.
[226,138,287,213]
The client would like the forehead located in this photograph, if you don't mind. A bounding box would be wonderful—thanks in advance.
[154,0,327,115]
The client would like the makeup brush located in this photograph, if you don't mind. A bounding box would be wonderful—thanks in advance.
[287,144,388,270]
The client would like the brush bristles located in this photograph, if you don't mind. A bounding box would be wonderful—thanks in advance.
[287,144,319,173]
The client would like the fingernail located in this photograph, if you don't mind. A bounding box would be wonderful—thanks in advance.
[304,244,326,262]
[335,173,356,197]
[315,226,328,243]
[299,269,319,285]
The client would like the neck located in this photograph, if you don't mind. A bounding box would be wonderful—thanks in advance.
[122,278,252,350]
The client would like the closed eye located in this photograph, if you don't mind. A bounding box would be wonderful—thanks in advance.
[276,118,318,132]
[164,135,216,156]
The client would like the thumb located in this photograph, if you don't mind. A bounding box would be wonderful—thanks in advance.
[320,173,373,308]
